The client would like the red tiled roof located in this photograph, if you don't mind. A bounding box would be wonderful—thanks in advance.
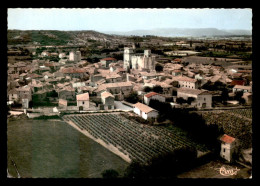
[144,92,158,98]
[230,80,245,86]
[100,57,117,61]
[173,58,182,62]
[220,134,236,144]
[62,67,86,74]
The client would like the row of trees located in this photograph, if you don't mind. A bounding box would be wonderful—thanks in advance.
[148,99,224,150]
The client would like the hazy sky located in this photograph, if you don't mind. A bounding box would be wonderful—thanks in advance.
[8,8,252,31]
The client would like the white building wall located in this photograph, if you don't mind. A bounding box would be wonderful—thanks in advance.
[179,81,197,89]
[133,107,141,116]
[146,110,159,119]
[144,95,166,105]
[197,94,212,108]
[77,100,90,109]
[69,52,75,61]
[220,143,233,162]
[177,92,198,99]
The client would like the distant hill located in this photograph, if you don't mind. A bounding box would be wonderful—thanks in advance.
[7,30,120,46]
[104,28,252,37]
[7,28,252,46]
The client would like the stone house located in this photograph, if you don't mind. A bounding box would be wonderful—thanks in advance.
[57,86,76,101]
[94,82,133,100]
[144,92,166,105]
[177,76,199,89]
[220,134,239,162]
[16,85,32,103]
[100,57,117,68]
[105,74,122,83]
[8,89,18,101]
[76,93,90,110]
[133,102,159,120]
[177,87,212,108]
[101,91,115,110]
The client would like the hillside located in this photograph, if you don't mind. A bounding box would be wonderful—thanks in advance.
[7,30,123,46]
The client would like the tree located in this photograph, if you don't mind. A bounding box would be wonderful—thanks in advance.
[170,81,179,88]
[125,91,139,104]
[143,86,152,93]
[102,169,119,178]
[239,98,246,105]
[155,63,163,72]
[176,97,186,104]
[124,147,197,178]
[47,90,58,97]
[187,97,195,104]
[221,88,229,103]
[234,91,244,101]
[152,85,163,94]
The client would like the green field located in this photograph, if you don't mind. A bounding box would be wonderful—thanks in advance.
[7,119,129,178]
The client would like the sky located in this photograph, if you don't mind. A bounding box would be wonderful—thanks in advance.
[7,8,252,32]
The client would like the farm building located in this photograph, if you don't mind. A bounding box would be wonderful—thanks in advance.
[101,91,115,110]
[76,93,90,110]
[177,88,212,108]
[220,134,239,162]
[57,86,75,101]
[94,82,133,100]
[133,102,159,120]
[177,76,199,89]
[233,85,252,93]
[144,92,166,105]
[100,57,117,68]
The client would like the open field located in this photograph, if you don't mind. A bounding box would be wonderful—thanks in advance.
[63,113,209,165]
[7,119,128,178]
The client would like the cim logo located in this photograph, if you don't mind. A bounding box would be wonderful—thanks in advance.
[215,166,240,176]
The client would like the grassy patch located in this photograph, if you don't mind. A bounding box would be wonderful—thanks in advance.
[7,120,129,178]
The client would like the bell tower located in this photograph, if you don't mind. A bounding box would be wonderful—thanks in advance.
[123,47,134,70]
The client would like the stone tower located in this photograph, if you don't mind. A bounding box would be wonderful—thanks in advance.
[144,49,151,57]
[123,47,134,70]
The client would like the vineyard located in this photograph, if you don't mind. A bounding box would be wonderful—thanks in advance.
[63,113,208,165]
[195,108,252,149]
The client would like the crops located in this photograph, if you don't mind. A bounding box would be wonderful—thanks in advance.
[196,109,252,149]
[225,109,252,120]
[63,113,208,164]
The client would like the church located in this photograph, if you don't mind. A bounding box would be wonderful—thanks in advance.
[123,47,156,71]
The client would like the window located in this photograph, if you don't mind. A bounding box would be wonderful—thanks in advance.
[82,101,84,105]
[204,98,206,101]
[223,148,225,152]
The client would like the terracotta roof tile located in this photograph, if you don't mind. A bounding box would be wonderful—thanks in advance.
[220,134,236,144]
[133,102,157,113]
[144,92,158,98]
[76,93,89,101]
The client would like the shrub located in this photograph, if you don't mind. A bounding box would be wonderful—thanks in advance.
[102,169,119,178]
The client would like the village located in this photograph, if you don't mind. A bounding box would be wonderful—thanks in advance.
[7,29,252,178]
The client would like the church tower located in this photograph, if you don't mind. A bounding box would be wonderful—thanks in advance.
[123,47,134,70]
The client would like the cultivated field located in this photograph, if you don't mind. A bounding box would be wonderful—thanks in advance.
[194,108,252,149]
[63,113,208,165]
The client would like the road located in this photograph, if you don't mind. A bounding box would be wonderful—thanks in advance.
[114,101,134,111]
